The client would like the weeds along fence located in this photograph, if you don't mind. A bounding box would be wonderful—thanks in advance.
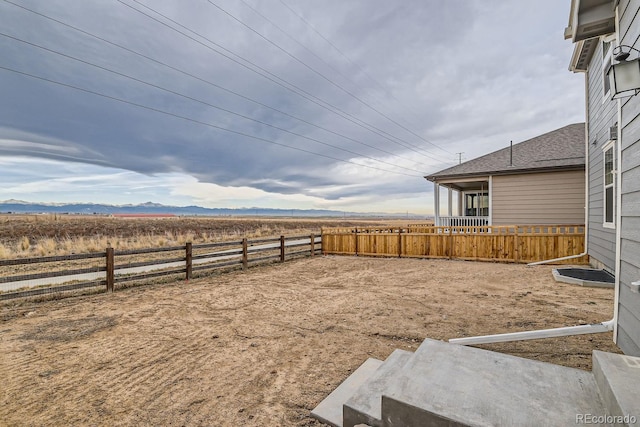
[321,225,588,264]
[0,234,320,301]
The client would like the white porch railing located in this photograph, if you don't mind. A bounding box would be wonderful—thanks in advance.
[435,216,490,227]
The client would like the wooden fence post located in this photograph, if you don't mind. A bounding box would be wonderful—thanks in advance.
[106,247,114,293]
[242,238,248,270]
[185,242,192,280]
[448,226,453,260]
[280,235,285,262]
[398,228,402,258]
[310,233,315,257]
[514,227,519,263]
[354,227,358,256]
[321,228,325,255]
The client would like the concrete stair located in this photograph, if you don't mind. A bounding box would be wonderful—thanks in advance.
[311,358,384,427]
[343,349,413,427]
[311,339,640,427]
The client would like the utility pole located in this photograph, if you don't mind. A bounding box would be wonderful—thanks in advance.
[456,152,464,164]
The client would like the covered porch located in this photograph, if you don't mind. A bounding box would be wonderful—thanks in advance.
[433,177,490,227]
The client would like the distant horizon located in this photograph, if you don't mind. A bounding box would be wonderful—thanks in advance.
[0,199,430,218]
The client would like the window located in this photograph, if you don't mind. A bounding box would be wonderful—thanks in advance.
[602,39,614,101]
[464,192,488,217]
[603,141,615,228]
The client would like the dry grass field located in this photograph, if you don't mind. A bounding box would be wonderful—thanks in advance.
[0,214,412,258]
[0,256,619,426]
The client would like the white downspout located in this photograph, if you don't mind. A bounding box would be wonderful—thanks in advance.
[612,4,622,344]
[449,320,614,346]
[613,96,622,343]
[528,73,591,266]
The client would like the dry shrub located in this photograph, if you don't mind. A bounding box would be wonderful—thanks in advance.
[177,232,195,245]
[19,236,30,252]
[87,236,108,252]
[62,238,76,253]
[0,242,9,258]
[36,238,57,256]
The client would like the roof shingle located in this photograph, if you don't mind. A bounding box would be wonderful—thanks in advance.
[425,123,585,181]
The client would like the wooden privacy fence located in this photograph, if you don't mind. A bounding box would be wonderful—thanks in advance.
[0,234,320,301]
[321,225,588,264]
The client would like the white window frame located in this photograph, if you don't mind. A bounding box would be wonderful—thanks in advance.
[603,140,616,229]
[462,190,489,218]
[602,36,615,102]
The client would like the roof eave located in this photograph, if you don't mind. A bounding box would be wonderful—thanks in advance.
[425,164,585,182]
[565,0,616,43]
[569,38,598,72]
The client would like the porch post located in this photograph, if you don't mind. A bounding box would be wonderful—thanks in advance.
[488,176,493,225]
[433,182,440,226]
[447,187,453,217]
[458,191,463,217]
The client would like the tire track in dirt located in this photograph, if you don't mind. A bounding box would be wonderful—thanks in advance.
[0,257,621,426]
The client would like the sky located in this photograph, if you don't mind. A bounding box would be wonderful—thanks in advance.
[0,0,584,214]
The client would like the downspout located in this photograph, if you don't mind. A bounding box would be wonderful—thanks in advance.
[612,5,622,342]
[449,320,614,346]
[613,93,622,343]
[451,69,608,346]
[528,72,591,266]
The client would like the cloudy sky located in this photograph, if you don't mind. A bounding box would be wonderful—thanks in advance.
[0,0,583,214]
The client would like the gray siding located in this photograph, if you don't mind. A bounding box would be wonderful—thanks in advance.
[491,171,585,225]
[586,39,617,273]
[617,0,640,356]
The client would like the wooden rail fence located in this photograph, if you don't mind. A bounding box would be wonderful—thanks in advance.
[0,234,320,301]
[321,225,588,264]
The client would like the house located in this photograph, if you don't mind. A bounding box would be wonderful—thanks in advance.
[425,123,586,227]
[566,0,640,357]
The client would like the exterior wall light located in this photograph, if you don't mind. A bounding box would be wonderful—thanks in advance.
[607,45,640,99]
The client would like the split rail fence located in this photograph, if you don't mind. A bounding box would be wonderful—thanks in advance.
[0,234,320,301]
[321,225,588,264]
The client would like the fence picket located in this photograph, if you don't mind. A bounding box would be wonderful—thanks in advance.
[321,225,587,264]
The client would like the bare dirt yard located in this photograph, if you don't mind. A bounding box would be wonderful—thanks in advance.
[0,256,619,426]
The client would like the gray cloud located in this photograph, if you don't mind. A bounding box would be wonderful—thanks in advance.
[0,0,582,205]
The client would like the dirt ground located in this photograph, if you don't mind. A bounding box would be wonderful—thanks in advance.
[0,256,619,426]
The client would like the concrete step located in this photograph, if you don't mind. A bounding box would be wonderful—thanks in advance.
[381,339,607,427]
[343,349,413,427]
[311,358,383,427]
[592,350,640,426]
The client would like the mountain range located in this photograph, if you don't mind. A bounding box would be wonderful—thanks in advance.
[0,199,423,218]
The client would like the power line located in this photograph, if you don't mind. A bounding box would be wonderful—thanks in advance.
[0,31,428,175]
[237,0,453,163]
[0,64,424,178]
[121,0,447,163]
[237,0,354,90]
[277,0,455,156]
[205,0,452,159]
[0,0,429,168]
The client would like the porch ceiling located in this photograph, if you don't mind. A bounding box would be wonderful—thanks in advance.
[437,180,488,192]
